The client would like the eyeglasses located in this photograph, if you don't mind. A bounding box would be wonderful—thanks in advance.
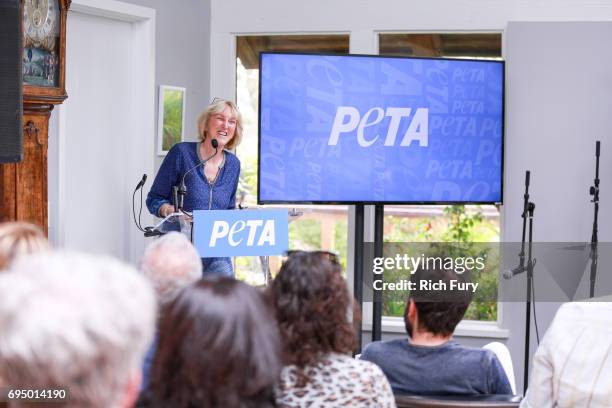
[284,250,340,265]
[210,97,227,104]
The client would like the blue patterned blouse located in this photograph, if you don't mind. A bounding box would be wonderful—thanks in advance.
[146,142,241,217]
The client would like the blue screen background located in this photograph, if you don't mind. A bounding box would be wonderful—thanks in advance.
[259,53,503,203]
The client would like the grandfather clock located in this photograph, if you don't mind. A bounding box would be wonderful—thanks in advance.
[0,0,69,235]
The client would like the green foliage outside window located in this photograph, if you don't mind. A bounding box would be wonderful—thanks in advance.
[383,205,499,321]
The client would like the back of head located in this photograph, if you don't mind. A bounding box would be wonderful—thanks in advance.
[0,222,49,271]
[408,266,473,336]
[0,251,156,408]
[270,251,356,368]
[150,278,281,407]
[140,232,202,306]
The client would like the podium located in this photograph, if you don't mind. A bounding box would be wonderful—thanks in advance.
[149,212,192,238]
[146,209,290,285]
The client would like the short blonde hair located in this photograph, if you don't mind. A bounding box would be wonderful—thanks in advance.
[0,222,50,271]
[197,99,243,150]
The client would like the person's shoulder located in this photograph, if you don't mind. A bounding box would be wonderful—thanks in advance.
[361,339,405,360]
[354,357,390,378]
[444,342,497,364]
[549,301,612,334]
[224,149,240,164]
[167,142,197,157]
[223,150,241,172]
[328,353,388,378]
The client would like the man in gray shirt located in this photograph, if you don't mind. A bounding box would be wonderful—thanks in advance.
[361,266,512,396]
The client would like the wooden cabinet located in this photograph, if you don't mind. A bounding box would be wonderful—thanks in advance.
[0,105,51,234]
[0,0,69,234]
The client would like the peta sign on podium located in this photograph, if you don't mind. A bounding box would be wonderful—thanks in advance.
[193,209,289,257]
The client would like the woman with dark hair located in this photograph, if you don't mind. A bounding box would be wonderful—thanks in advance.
[147,278,281,407]
[270,251,396,407]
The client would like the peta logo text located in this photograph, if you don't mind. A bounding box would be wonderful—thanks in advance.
[209,220,275,247]
[328,106,429,147]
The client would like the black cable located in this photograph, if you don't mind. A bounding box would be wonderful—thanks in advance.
[132,188,145,232]
[138,187,144,230]
[531,275,540,344]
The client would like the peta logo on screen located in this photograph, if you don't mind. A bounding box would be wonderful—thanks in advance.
[209,220,275,247]
[328,106,429,147]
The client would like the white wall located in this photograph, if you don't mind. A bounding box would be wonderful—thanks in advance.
[120,0,212,166]
[210,0,612,393]
[48,0,156,265]
[48,0,213,264]
[504,20,612,392]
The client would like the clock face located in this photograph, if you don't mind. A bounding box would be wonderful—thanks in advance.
[23,0,61,87]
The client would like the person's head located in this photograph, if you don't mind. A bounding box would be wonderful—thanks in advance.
[0,222,50,271]
[150,278,281,408]
[140,232,201,306]
[197,99,243,150]
[0,251,156,408]
[405,267,473,339]
[270,251,356,368]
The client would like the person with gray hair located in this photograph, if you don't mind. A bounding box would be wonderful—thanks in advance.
[0,251,156,408]
[140,231,202,306]
[138,232,201,397]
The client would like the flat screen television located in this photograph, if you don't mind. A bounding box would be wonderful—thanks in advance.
[258,52,504,204]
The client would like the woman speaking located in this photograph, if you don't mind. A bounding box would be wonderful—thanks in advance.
[146,99,242,277]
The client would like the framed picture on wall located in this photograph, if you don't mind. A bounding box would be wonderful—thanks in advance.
[157,85,186,155]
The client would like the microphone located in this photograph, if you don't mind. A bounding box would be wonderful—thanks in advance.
[503,265,527,280]
[503,259,537,279]
[132,174,148,232]
[177,138,219,210]
[134,174,147,191]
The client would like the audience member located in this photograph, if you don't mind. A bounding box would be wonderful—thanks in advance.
[138,232,202,393]
[361,266,512,396]
[148,278,281,407]
[0,251,156,408]
[140,232,202,305]
[271,250,396,407]
[521,301,612,408]
[0,222,49,271]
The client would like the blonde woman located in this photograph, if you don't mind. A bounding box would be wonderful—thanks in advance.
[0,222,50,271]
[146,99,242,277]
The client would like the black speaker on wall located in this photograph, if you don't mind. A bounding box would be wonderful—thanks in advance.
[0,0,23,163]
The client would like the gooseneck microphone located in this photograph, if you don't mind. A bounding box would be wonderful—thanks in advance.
[177,138,219,211]
[132,173,148,232]
[135,174,147,191]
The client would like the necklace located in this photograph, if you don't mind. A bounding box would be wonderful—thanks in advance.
[204,152,225,185]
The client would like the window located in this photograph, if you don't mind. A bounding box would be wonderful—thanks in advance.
[378,33,502,321]
[235,35,350,284]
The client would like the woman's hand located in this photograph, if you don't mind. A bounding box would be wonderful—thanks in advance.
[159,204,176,218]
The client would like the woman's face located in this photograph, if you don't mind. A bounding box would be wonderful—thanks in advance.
[205,106,237,148]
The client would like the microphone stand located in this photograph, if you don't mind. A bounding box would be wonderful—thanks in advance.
[523,200,535,395]
[512,171,537,395]
[132,174,147,232]
[177,139,219,212]
[516,171,530,276]
[589,141,600,298]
